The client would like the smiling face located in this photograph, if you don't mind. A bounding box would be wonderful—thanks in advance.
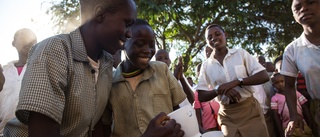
[95,0,137,55]
[205,25,227,50]
[291,0,320,26]
[123,21,156,71]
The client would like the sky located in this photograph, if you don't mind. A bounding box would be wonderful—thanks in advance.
[0,0,55,65]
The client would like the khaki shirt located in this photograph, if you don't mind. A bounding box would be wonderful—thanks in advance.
[105,61,186,137]
[4,28,114,137]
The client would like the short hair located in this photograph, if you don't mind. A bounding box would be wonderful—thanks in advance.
[205,24,225,33]
[271,72,282,83]
[80,0,135,23]
[132,18,150,27]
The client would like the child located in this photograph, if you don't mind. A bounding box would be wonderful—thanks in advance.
[0,28,37,135]
[104,19,187,137]
[197,24,270,137]
[280,0,320,136]
[271,73,313,137]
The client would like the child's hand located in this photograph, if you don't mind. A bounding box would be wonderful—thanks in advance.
[142,112,184,137]
[285,116,305,137]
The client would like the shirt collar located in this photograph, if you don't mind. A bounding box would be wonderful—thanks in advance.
[300,33,320,49]
[209,47,237,60]
[113,61,155,83]
[70,28,113,70]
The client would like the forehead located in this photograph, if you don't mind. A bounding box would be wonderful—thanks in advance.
[132,25,154,37]
[206,27,223,35]
[156,50,169,57]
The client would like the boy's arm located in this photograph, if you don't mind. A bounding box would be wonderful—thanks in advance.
[284,76,304,136]
[179,75,194,103]
[0,65,4,91]
[195,108,202,127]
[28,112,61,137]
[272,109,285,137]
[92,118,106,137]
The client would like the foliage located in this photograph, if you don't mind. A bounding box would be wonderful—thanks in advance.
[47,0,302,79]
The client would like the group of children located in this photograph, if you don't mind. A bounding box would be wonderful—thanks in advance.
[0,0,319,137]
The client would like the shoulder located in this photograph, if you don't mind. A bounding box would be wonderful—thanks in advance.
[149,61,169,69]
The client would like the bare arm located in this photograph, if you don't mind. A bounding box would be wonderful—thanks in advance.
[0,65,4,91]
[92,118,106,137]
[28,112,61,137]
[179,76,194,103]
[272,109,285,137]
[284,76,304,136]
[173,57,194,103]
[218,70,269,92]
[198,90,218,102]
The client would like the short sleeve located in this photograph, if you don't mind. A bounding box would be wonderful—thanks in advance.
[280,44,299,77]
[193,91,201,109]
[270,96,278,110]
[16,38,69,125]
[196,61,210,91]
[166,64,187,107]
[241,49,265,76]
[296,91,307,105]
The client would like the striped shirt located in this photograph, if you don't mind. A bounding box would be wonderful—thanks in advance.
[4,28,114,137]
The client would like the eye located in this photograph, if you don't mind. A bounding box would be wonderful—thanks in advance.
[125,20,135,28]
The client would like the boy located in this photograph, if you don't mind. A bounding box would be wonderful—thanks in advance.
[104,19,186,136]
[4,1,184,137]
[280,0,320,136]
[271,73,313,137]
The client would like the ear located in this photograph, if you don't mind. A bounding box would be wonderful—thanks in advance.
[94,4,106,23]
[224,32,229,38]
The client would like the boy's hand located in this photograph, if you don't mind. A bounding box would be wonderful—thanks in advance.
[142,112,184,137]
[285,116,305,137]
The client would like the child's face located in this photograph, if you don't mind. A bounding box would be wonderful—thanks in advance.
[272,75,285,92]
[155,50,171,67]
[124,24,155,70]
[205,27,227,50]
[205,46,213,59]
[291,0,320,26]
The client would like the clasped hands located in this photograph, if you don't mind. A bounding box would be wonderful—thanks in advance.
[215,80,242,103]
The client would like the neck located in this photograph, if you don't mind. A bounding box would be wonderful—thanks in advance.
[80,24,101,62]
[303,23,320,45]
[214,47,228,57]
[15,55,27,67]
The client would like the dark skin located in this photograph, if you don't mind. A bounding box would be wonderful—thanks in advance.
[28,1,136,137]
[155,51,195,103]
[198,26,269,102]
[285,0,320,136]
[106,22,184,137]
[0,65,4,91]
[272,74,313,137]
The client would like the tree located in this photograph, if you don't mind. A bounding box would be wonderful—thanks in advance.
[47,0,302,78]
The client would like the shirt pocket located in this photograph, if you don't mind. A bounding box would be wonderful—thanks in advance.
[153,92,172,115]
[234,65,248,78]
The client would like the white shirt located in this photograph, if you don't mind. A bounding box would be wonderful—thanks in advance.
[0,61,27,134]
[252,85,269,114]
[196,48,265,104]
[281,33,320,99]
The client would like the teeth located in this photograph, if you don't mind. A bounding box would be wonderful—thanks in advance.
[214,42,219,45]
[139,57,149,62]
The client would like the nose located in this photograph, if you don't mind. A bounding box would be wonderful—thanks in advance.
[300,3,309,12]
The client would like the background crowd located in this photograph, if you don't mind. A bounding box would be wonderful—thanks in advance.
[0,0,319,137]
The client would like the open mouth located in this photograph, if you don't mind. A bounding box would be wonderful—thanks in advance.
[138,57,150,63]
